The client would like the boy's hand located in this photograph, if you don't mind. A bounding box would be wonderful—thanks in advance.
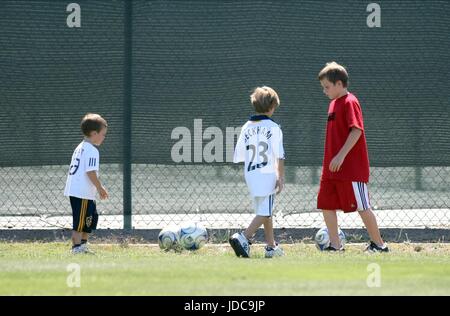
[98,186,109,200]
[329,153,345,172]
[275,177,285,194]
[329,128,361,172]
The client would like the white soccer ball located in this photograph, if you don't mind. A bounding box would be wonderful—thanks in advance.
[314,227,346,251]
[178,222,208,250]
[158,225,180,251]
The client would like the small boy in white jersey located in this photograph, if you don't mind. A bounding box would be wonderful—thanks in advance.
[64,113,109,254]
[230,86,285,258]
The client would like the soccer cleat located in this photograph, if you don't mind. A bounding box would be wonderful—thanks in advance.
[365,241,389,253]
[323,245,345,252]
[229,232,250,258]
[80,243,95,255]
[264,244,284,258]
[71,246,84,254]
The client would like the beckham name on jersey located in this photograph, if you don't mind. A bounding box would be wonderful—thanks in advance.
[243,126,273,142]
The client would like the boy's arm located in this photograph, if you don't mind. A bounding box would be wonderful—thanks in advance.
[329,127,362,172]
[275,158,285,194]
[87,171,109,199]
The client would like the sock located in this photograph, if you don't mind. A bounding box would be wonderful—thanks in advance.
[81,239,87,245]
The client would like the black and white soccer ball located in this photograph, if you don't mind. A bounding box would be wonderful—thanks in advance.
[178,222,208,250]
[314,227,346,251]
[158,225,180,251]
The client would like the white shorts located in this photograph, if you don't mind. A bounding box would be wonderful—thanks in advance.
[252,194,275,217]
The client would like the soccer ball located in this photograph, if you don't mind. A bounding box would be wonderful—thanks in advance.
[158,225,180,251]
[314,227,346,251]
[178,222,208,250]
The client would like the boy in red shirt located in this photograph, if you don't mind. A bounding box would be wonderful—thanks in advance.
[317,62,388,252]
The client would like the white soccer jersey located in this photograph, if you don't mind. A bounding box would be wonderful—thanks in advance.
[234,116,285,197]
[64,140,100,200]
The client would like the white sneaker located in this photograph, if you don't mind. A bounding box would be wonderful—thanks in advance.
[229,232,250,258]
[265,244,284,258]
[71,246,84,254]
[80,243,95,255]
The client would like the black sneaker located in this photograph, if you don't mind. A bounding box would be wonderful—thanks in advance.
[365,241,389,253]
[229,232,250,258]
[323,245,345,252]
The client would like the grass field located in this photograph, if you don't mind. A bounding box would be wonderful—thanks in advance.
[1,242,449,296]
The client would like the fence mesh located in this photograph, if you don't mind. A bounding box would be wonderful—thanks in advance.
[1,1,449,231]
[1,164,449,229]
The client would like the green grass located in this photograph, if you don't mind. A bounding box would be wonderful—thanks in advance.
[0,242,449,295]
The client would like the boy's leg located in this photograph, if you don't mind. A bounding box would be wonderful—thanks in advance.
[256,195,283,257]
[71,231,84,254]
[229,216,260,258]
[243,215,266,241]
[79,200,98,254]
[263,216,284,258]
[358,209,384,246]
[70,196,83,251]
[81,232,89,244]
[349,182,386,248]
[262,216,276,248]
[322,210,341,249]
[72,231,82,247]
[229,195,272,258]
[245,193,275,242]
[318,179,342,249]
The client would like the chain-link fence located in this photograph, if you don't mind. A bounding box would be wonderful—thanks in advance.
[1,1,449,231]
[1,165,449,229]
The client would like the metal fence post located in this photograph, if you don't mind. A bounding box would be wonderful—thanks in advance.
[123,0,133,229]
[415,167,423,191]
[311,166,319,185]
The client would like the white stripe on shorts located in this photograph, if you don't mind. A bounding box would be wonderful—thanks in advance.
[352,182,371,211]
[253,194,275,217]
[269,194,274,216]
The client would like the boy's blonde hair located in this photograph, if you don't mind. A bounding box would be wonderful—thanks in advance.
[81,113,108,136]
[318,62,349,87]
[250,86,280,113]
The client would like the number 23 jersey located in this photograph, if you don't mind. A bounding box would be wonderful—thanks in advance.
[234,116,285,197]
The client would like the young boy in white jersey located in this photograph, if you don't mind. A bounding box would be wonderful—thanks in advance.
[230,86,285,258]
[64,113,109,254]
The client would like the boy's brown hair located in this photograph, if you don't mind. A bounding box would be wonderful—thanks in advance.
[81,113,108,136]
[318,62,349,87]
[250,86,280,113]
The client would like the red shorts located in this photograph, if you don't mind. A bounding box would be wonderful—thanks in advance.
[317,179,371,213]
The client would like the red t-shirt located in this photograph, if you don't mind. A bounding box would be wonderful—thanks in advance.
[322,93,370,182]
